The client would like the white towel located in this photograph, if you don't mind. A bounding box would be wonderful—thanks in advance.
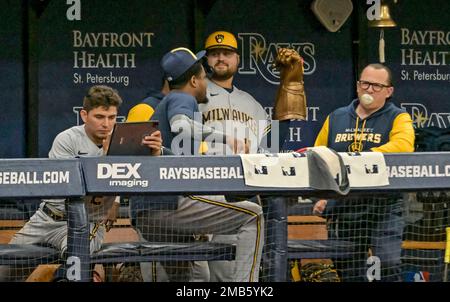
[239,153,309,187]
[339,152,389,187]
[306,146,350,194]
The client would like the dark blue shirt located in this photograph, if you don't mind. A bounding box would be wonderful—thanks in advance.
[326,99,407,152]
[140,89,165,109]
[153,91,201,155]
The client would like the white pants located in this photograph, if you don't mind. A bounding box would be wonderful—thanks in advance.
[135,195,264,282]
[0,203,104,282]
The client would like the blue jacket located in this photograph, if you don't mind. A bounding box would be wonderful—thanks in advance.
[315,99,414,153]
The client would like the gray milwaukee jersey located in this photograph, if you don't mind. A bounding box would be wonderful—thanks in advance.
[48,125,104,159]
[45,125,116,221]
[199,80,270,155]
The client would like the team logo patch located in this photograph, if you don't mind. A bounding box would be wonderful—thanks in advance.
[215,34,224,43]
[254,165,268,175]
[348,142,363,152]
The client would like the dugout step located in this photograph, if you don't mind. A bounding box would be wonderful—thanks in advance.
[288,239,356,259]
[0,244,61,265]
[91,241,236,264]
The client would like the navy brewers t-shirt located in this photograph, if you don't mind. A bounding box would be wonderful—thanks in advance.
[153,91,201,155]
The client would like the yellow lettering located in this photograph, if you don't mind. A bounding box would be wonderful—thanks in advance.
[374,134,381,143]
[342,134,348,142]
[348,133,354,141]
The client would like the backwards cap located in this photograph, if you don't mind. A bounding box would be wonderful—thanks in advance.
[160,47,206,82]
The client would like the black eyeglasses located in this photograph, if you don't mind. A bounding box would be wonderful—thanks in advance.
[357,80,391,92]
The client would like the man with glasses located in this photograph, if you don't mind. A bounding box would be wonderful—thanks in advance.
[313,63,414,281]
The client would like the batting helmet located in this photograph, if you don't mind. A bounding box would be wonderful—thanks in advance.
[205,31,238,51]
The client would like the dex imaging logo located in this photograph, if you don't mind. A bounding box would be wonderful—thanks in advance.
[97,163,148,188]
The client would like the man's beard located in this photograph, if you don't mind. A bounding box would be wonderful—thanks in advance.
[211,65,236,81]
[197,96,209,104]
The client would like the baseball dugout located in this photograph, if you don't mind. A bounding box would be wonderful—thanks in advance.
[1,152,450,281]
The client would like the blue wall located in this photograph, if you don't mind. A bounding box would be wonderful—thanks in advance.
[0,1,25,158]
[366,0,450,130]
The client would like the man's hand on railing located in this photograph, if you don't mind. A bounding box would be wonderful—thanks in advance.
[313,199,328,215]
[101,201,120,231]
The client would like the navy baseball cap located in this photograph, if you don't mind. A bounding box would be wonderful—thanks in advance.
[161,47,206,82]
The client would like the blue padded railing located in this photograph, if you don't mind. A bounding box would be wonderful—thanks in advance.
[1,153,450,281]
[91,241,236,264]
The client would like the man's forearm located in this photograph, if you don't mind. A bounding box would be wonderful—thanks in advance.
[170,114,227,142]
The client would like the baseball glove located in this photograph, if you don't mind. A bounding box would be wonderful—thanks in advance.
[290,261,340,282]
[300,262,340,282]
[115,263,144,282]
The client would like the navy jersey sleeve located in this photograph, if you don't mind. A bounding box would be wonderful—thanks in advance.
[166,93,199,121]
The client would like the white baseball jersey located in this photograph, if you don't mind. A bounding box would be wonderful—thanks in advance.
[199,79,270,154]
[46,125,116,222]
[3,125,113,274]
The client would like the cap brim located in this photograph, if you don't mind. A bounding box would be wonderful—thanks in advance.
[196,50,206,61]
[205,45,237,52]
[165,50,207,82]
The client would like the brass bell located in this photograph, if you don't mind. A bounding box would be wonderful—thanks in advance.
[369,4,396,28]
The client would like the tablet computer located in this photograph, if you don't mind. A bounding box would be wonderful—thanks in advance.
[107,121,159,156]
